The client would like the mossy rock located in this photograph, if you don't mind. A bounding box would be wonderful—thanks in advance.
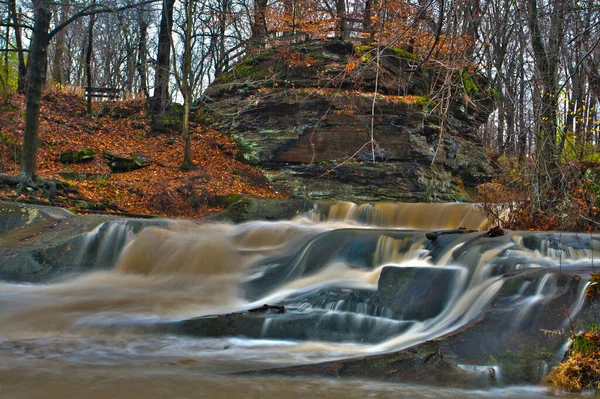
[354,45,416,60]
[0,200,74,232]
[103,151,152,173]
[208,195,315,223]
[150,103,185,133]
[213,51,275,85]
[59,148,95,164]
[204,39,494,203]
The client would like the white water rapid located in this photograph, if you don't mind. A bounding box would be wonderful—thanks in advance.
[0,202,597,398]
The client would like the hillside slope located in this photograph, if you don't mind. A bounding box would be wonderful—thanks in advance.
[0,88,281,218]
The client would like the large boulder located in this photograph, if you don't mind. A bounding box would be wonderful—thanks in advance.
[0,200,74,232]
[377,266,462,320]
[204,40,495,202]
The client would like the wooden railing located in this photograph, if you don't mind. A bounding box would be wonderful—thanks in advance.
[85,87,122,100]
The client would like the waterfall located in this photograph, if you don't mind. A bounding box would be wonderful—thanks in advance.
[0,201,598,389]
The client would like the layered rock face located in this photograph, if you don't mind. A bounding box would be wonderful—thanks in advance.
[204,40,495,201]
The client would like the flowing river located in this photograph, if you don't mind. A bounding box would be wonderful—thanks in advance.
[0,201,595,398]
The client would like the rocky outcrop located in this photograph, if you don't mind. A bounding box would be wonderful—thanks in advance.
[0,201,165,282]
[207,195,315,223]
[204,40,495,202]
[240,268,583,387]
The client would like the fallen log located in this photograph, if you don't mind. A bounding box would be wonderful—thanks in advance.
[247,304,286,314]
[425,227,476,241]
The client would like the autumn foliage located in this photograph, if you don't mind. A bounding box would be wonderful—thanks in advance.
[477,154,600,232]
[0,88,282,218]
[265,0,472,66]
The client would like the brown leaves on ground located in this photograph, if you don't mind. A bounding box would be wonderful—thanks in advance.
[546,323,600,393]
[0,90,284,218]
[546,351,600,392]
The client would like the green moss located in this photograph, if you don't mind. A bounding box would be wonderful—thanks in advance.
[221,194,245,207]
[354,45,375,56]
[459,71,480,95]
[398,95,437,110]
[257,129,287,137]
[151,104,184,133]
[213,51,275,84]
[354,45,416,61]
[487,87,500,101]
[213,70,234,85]
[387,46,417,60]
[1,132,15,146]
[239,50,274,67]
[414,96,429,107]
[59,148,95,164]
[232,135,260,164]
[355,45,374,63]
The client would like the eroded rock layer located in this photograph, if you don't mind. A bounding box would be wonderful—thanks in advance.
[204,40,495,201]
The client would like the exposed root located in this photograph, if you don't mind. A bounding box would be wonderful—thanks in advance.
[0,173,127,214]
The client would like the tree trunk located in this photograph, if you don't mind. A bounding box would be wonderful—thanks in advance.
[526,0,563,175]
[496,91,505,153]
[124,33,135,94]
[250,0,268,47]
[51,0,69,84]
[504,85,516,154]
[335,0,347,39]
[149,0,176,116]
[181,0,193,170]
[182,96,192,169]
[137,7,149,98]
[4,17,9,94]
[517,67,527,159]
[363,0,374,43]
[218,0,229,72]
[20,0,51,178]
[8,0,27,93]
[85,14,96,115]
[282,0,295,36]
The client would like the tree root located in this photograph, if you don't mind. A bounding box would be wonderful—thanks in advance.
[0,173,127,215]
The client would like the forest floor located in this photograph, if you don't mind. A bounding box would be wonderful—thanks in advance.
[0,88,283,219]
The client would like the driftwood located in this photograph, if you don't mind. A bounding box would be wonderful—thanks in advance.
[247,304,286,314]
[425,228,476,241]
[426,226,505,242]
[482,226,505,237]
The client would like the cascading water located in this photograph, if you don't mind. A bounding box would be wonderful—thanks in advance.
[0,201,597,397]
[308,201,490,230]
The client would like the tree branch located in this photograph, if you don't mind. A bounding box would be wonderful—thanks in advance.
[49,0,160,39]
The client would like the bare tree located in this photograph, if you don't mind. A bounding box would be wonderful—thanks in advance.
[18,0,158,180]
[149,0,175,115]
[525,0,565,177]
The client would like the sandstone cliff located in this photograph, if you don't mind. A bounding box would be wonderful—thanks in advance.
[203,40,495,202]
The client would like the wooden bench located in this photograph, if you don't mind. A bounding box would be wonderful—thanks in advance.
[85,87,122,100]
